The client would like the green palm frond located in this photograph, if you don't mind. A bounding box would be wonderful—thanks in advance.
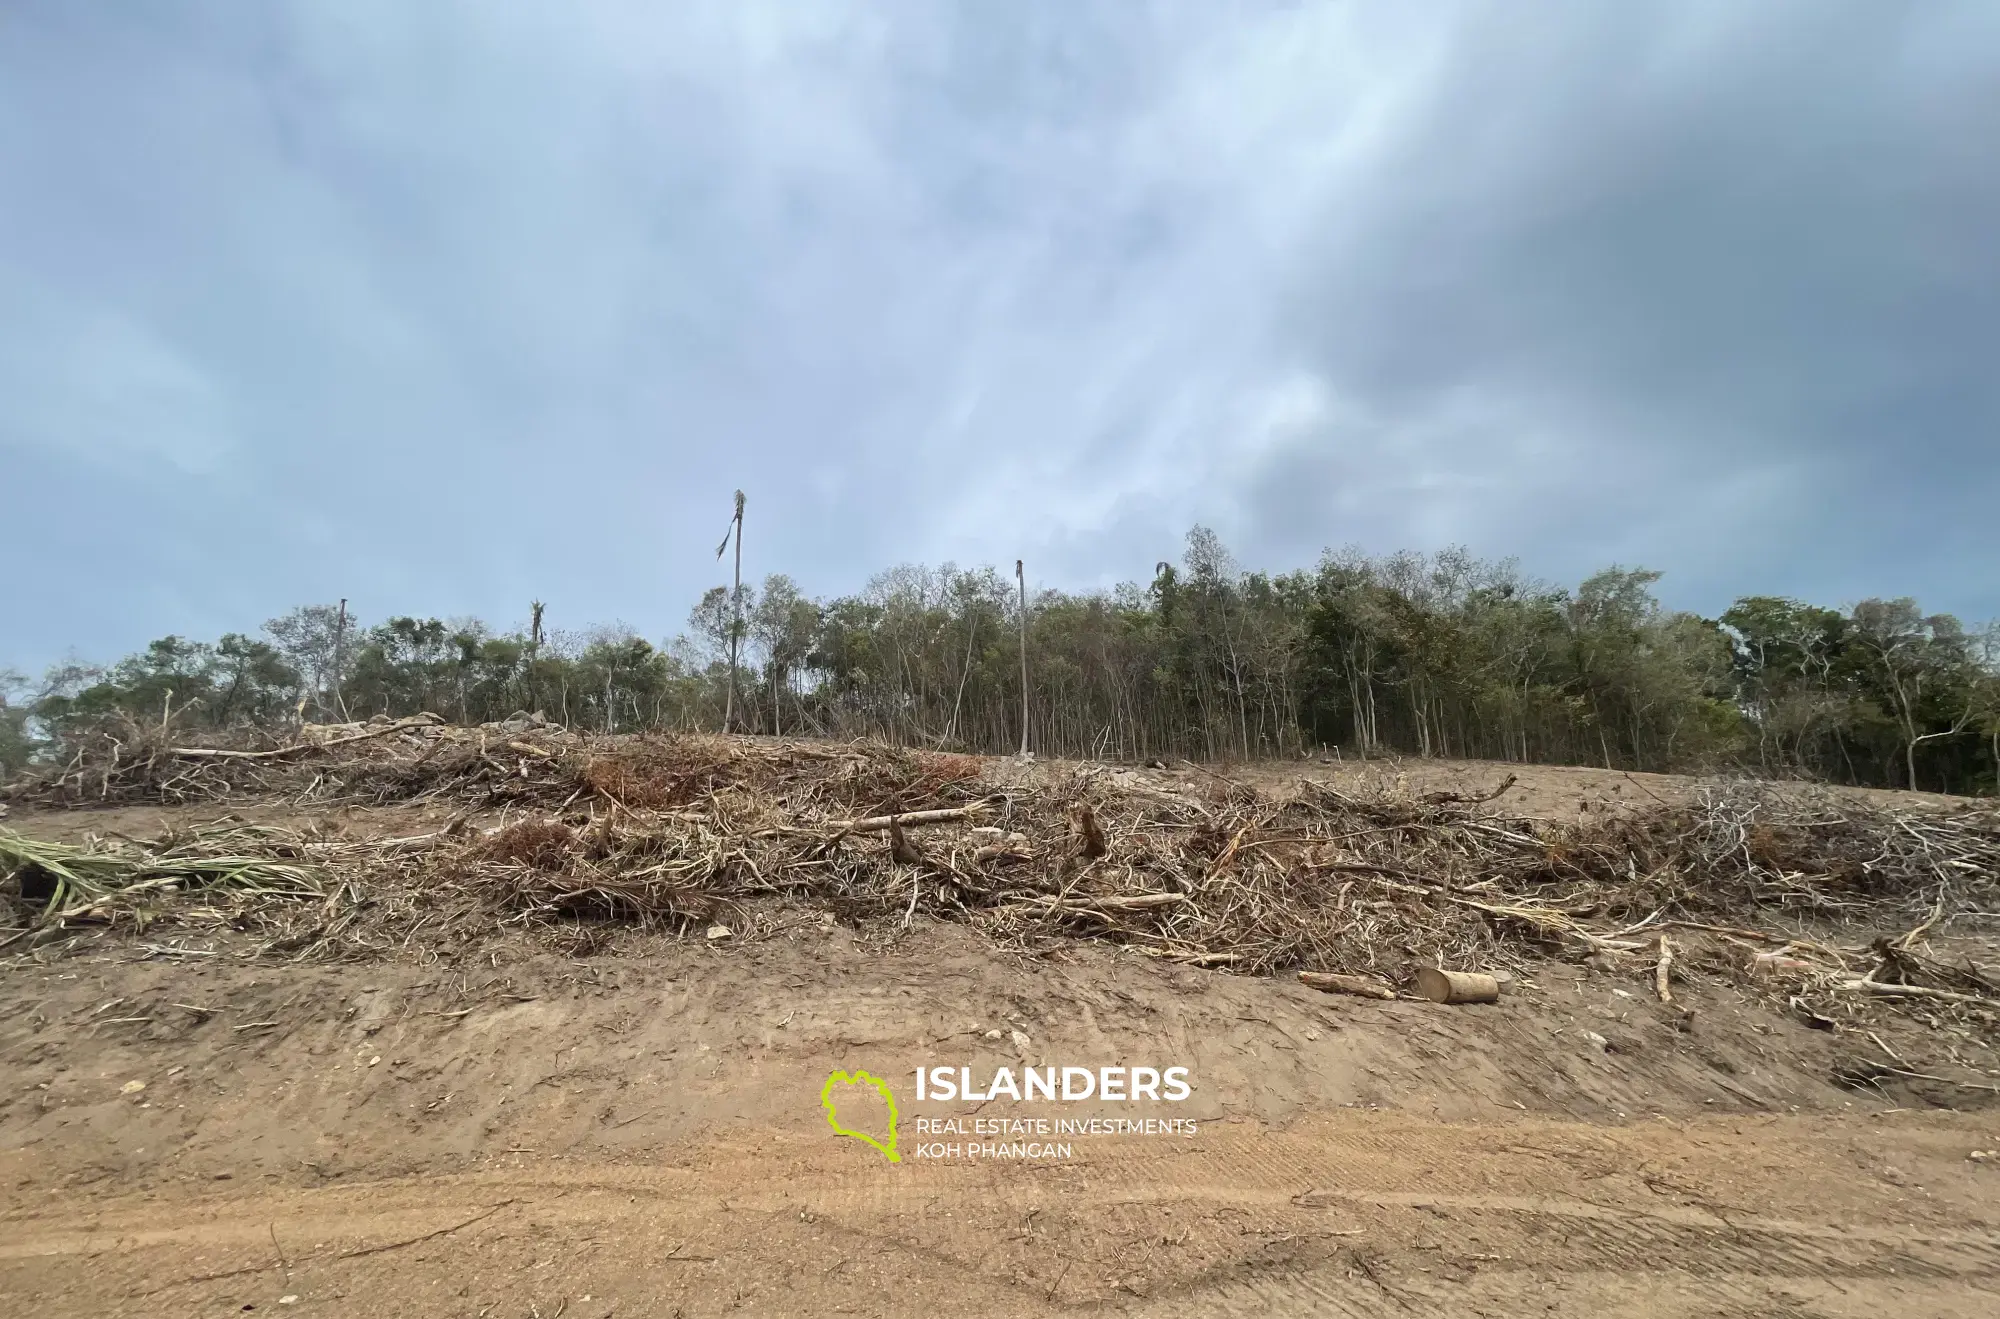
[0,828,327,926]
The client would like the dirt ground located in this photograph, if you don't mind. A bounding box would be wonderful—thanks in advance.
[1212,753,1968,819]
[3,755,1998,1317]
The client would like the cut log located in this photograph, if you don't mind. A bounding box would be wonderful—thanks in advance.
[972,844,1033,867]
[831,805,989,833]
[167,715,442,761]
[1837,979,1992,1005]
[1022,892,1189,913]
[1298,971,1397,1000]
[1414,968,1501,1004]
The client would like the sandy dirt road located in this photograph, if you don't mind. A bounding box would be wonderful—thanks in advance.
[5,745,1999,1318]
[5,1111,1998,1317]
[3,922,1998,1317]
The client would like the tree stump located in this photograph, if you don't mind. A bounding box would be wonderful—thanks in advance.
[1415,968,1501,1004]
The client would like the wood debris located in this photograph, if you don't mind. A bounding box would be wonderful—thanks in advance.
[3,729,1997,1044]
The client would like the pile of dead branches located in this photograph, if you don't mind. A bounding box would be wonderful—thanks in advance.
[1592,783,2000,1021]
[2,711,587,808]
[4,730,1995,1033]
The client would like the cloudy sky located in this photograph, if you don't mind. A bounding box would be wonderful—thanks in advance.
[4,1,1996,673]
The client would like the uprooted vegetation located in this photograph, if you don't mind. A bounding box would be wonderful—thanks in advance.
[3,717,1998,1053]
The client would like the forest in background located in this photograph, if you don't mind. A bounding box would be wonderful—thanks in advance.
[5,528,1997,795]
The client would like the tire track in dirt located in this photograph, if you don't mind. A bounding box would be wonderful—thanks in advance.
[6,1165,1997,1316]
[22,1116,1994,1307]
[769,1116,2000,1310]
[1144,1266,2000,1319]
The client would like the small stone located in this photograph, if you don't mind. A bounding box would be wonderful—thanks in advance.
[1582,1031,1610,1052]
[1010,1029,1032,1050]
[706,925,733,941]
[984,1028,1003,1040]
[120,1080,146,1095]
[368,1056,381,1067]
[1970,1150,1992,1162]
[279,1297,298,1306]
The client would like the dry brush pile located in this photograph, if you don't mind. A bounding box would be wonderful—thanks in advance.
[3,710,583,808]
[4,720,1998,1043]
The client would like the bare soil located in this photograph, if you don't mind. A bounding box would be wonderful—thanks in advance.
[3,754,1997,1317]
[1220,753,1972,819]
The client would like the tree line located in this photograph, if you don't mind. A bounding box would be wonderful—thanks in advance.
[5,528,1996,794]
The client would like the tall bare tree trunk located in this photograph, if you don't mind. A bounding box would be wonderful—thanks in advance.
[331,598,349,721]
[527,600,544,713]
[1016,559,1029,756]
[939,601,978,749]
[718,491,745,733]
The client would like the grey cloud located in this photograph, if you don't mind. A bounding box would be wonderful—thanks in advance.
[3,1,1995,675]
[1242,2,2000,606]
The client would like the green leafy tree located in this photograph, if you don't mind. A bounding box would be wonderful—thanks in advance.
[16,539,1995,794]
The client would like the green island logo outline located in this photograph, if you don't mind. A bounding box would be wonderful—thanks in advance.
[821,1069,901,1163]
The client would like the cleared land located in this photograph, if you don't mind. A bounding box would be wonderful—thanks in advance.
[2,726,1997,1316]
